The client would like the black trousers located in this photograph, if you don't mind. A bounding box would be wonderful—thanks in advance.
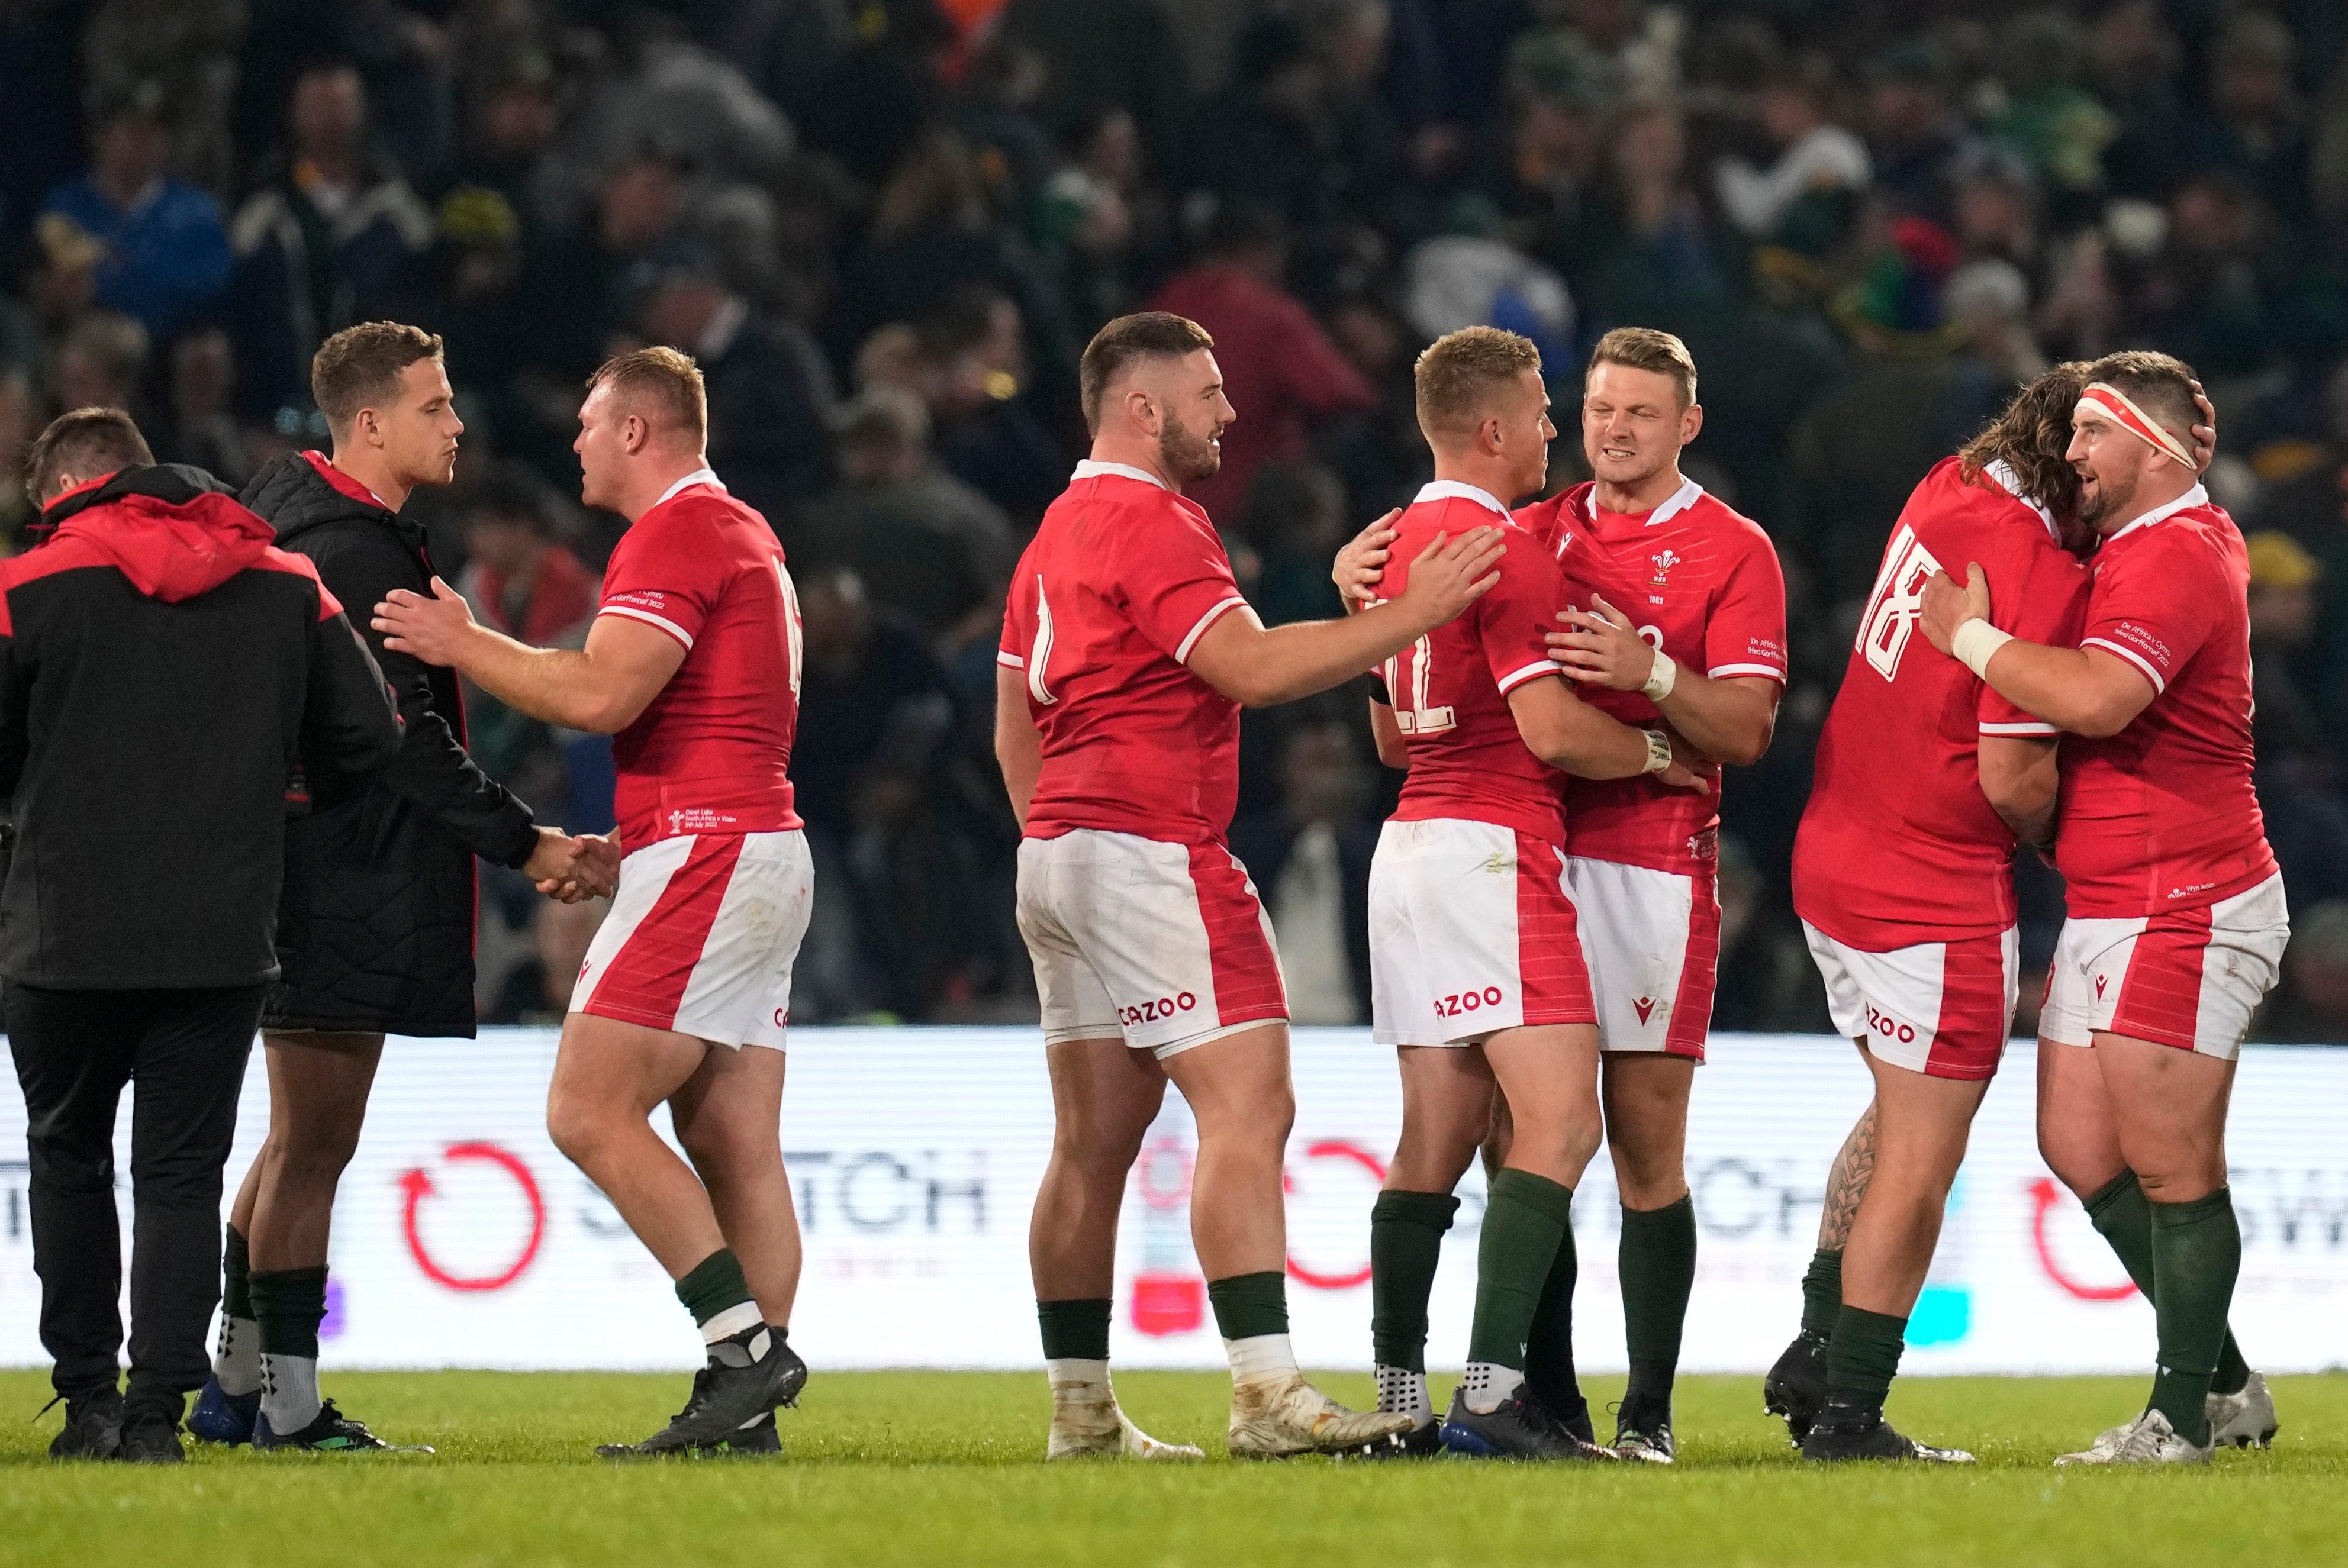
[5,982,260,1406]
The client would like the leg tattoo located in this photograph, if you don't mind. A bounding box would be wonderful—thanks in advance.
[1818,1101,1878,1253]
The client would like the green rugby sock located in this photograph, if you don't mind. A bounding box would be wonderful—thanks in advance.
[2147,1189,2240,1447]
[213,1225,262,1396]
[250,1266,328,1362]
[675,1248,760,1342]
[1524,1197,1582,1417]
[1824,1304,1906,1411]
[1620,1195,1696,1409]
[1206,1271,1289,1341]
[1037,1298,1112,1363]
[1370,1190,1458,1373]
[2085,1172,2251,1396]
[1799,1248,1843,1341]
[1467,1169,1573,1370]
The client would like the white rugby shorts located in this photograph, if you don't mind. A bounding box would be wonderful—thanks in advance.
[1015,829,1288,1058]
[1803,921,2020,1080]
[2040,873,2288,1062]
[1566,856,1719,1061]
[572,830,813,1051]
[1368,817,1594,1048]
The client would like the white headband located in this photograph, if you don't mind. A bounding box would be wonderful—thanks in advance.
[2076,382,2195,469]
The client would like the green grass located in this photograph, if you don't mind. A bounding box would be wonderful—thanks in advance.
[2,1369,2344,1566]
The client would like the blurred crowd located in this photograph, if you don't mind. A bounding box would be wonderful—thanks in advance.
[9,0,2348,1038]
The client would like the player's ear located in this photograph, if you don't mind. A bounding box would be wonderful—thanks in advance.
[1681,401,1704,444]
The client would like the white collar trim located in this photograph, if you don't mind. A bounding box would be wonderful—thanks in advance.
[2105,482,2208,544]
[654,467,724,508]
[1414,479,1509,516]
[1983,458,2059,541]
[1586,476,1704,526]
[1072,459,1169,491]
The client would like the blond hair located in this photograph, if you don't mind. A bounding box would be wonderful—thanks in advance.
[588,346,708,444]
[1587,326,1698,408]
[1414,326,1542,438]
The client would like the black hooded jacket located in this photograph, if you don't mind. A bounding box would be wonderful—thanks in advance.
[241,450,538,1037]
[0,466,402,989]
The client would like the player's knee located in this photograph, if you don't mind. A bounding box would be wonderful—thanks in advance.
[546,1092,614,1167]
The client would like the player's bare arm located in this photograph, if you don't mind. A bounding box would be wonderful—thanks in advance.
[1976,734,2059,849]
[993,664,1044,827]
[1366,696,1409,769]
[1919,563,2154,738]
[1545,594,1779,764]
[374,577,689,735]
[1505,676,1706,792]
[1186,527,1506,706]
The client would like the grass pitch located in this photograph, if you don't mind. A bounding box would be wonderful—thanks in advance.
[2,1369,2344,1567]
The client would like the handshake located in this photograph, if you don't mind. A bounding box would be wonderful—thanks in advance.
[520,826,621,904]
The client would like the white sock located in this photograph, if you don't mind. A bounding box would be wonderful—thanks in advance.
[1461,1361,1523,1415]
[1046,1357,1110,1398]
[700,1301,764,1344]
[1223,1334,1300,1384]
[213,1314,262,1398]
[259,1352,321,1433]
[1374,1363,1431,1422]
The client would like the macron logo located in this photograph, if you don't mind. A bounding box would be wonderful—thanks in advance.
[1632,996,1657,1025]
[2095,974,2108,1000]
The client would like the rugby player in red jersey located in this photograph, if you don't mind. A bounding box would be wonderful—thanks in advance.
[1921,351,2288,1465]
[995,312,1506,1460]
[1342,329,1785,1459]
[1351,328,1703,1462]
[375,349,811,1457]
[1771,367,2093,1463]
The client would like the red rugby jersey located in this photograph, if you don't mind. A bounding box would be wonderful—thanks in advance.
[2054,486,2277,917]
[598,469,803,846]
[1374,482,1570,844]
[1515,479,1786,875]
[998,462,1256,844]
[1793,458,2090,949]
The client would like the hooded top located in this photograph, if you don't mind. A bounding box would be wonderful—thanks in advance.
[0,465,402,988]
[239,449,537,1036]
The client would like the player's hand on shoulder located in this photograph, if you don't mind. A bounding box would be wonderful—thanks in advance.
[1548,593,1655,690]
[1918,563,1991,655]
[1395,527,1506,630]
[373,576,477,666]
[1332,509,1399,608]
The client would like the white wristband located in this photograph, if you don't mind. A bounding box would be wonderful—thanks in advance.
[1640,728,1673,775]
[1641,649,1678,702]
[1950,618,2013,680]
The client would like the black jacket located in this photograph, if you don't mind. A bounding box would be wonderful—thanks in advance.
[243,451,538,1037]
[0,466,402,989]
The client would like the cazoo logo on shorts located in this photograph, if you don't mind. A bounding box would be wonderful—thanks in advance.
[1435,986,1508,1019]
[1120,992,1198,1027]
[1865,1005,1918,1044]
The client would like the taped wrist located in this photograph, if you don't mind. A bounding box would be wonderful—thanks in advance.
[1640,650,1677,702]
[1640,729,1673,775]
[1951,618,2013,680]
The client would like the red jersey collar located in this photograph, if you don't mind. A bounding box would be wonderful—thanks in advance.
[2103,482,2210,546]
[1582,476,1704,533]
[301,450,392,511]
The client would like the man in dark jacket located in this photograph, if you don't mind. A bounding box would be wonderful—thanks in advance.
[195,322,611,1453]
[5,408,402,1463]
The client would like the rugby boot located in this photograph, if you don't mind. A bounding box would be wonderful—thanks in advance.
[1329,1417,1447,1461]
[1046,1376,1203,1461]
[2207,1371,2278,1450]
[601,1327,806,1457]
[46,1386,123,1460]
[119,1402,187,1464]
[253,1398,422,1452]
[694,1411,782,1457]
[188,1375,259,1446]
[2055,1408,2210,1467]
[1439,1388,1617,1461]
[1543,1389,1597,1447]
[1763,1331,1829,1444]
[1802,1402,1974,1463]
[1227,1372,1413,1459]
[1612,1397,1676,1464]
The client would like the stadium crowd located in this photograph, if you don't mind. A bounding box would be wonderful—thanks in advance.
[8,0,2348,1037]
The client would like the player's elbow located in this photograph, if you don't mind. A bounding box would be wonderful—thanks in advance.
[574,688,647,735]
[1373,730,1410,770]
[2065,698,2136,741]
[1716,720,1773,769]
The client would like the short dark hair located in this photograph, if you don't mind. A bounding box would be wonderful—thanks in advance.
[1078,312,1214,432]
[26,407,153,504]
[1587,326,1698,408]
[587,346,708,444]
[2084,349,2199,451]
[312,321,443,430]
[1415,327,1543,438]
